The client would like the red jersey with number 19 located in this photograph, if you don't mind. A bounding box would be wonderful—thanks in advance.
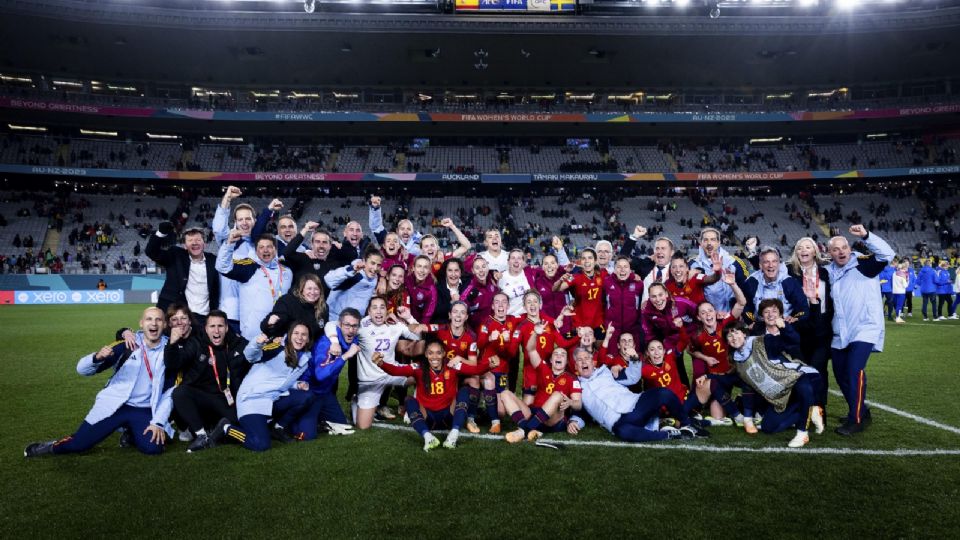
[640,350,687,401]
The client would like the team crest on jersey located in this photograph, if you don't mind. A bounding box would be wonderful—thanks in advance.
[629,284,636,292]
[444,371,450,380]
[558,376,566,385]
[362,320,372,328]
[416,292,424,301]
[665,363,671,371]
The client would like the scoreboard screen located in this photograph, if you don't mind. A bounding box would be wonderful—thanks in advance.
[455,0,576,13]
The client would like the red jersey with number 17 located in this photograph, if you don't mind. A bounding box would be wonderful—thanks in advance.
[564,272,605,328]
[689,314,736,375]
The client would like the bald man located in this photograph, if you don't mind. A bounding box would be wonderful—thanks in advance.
[25,307,175,457]
[826,225,895,436]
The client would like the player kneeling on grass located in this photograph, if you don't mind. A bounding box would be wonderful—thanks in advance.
[209,323,315,452]
[640,340,712,422]
[723,321,825,449]
[26,307,173,457]
[504,347,583,444]
[375,340,497,451]
[576,345,711,443]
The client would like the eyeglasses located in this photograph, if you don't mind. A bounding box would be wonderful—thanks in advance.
[341,323,360,329]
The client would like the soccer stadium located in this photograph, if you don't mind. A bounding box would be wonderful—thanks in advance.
[1,0,959,537]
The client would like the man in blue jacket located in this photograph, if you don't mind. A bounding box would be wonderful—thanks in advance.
[935,260,953,321]
[827,225,895,436]
[740,246,808,329]
[25,307,173,456]
[292,308,363,439]
[879,262,895,321]
[917,258,937,321]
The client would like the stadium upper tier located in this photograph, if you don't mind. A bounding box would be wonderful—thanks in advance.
[2,84,957,120]
[2,134,957,176]
[0,182,953,275]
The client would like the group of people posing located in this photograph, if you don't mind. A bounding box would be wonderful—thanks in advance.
[25,187,894,457]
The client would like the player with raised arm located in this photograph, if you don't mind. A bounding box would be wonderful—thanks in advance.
[476,292,521,433]
[375,340,498,451]
[554,248,605,339]
[323,297,424,429]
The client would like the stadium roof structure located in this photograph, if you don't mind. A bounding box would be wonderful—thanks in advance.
[1,0,959,89]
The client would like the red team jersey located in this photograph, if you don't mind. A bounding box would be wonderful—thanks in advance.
[428,325,479,362]
[640,350,687,401]
[665,274,708,306]
[517,314,580,390]
[533,362,582,408]
[689,314,736,375]
[563,272,605,329]
[477,316,521,374]
[380,359,489,412]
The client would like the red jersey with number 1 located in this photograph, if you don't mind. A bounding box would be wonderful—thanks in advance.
[564,272,605,328]
[689,314,736,375]
[477,316,521,374]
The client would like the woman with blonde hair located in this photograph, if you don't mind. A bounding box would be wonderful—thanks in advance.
[786,237,832,409]
[892,260,910,324]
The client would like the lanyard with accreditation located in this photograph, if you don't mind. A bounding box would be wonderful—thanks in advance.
[208,345,235,406]
[260,264,284,303]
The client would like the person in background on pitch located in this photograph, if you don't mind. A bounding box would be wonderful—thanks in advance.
[826,224,895,435]
[917,257,937,321]
[25,307,173,457]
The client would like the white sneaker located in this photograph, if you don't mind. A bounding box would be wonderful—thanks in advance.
[423,432,440,452]
[810,406,825,434]
[177,430,194,442]
[937,316,946,321]
[895,317,905,324]
[325,422,355,436]
[443,429,460,449]
[950,314,959,320]
[788,430,810,448]
[376,406,397,420]
[923,318,930,322]
[705,416,734,427]
[402,412,411,425]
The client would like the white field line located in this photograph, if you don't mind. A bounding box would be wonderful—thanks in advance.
[827,389,960,436]
[371,423,960,457]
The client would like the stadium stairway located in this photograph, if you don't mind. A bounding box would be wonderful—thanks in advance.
[393,152,406,173]
[42,227,60,256]
[804,199,832,238]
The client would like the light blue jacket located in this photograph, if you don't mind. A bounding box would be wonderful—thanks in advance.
[216,241,291,342]
[690,246,748,311]
[369,205,422,256]
[78,332,174,434]
[578,362,646,433]
[827,232,895,352]
[236,339,311,418]
[213,205,257,321]
[325,263,379,321]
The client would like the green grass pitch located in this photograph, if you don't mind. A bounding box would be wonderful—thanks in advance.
[1,305,959,538]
